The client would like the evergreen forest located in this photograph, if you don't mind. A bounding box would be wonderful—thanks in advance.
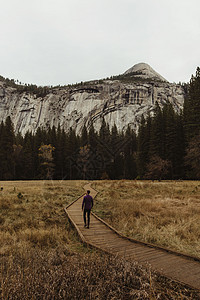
[0,68,200,181]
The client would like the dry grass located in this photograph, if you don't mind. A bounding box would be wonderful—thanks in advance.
[93,180,200,258]
[0,180,86,257]
[0,180,199,299]
[1,248,199,299]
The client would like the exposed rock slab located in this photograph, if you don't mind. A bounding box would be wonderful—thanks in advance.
[0,64,185,135]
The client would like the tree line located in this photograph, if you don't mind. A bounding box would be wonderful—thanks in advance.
[0,117,137,180]
[0,67,199,180]
[137,67,200,180]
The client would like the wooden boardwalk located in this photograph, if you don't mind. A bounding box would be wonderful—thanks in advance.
[64,183,200,291]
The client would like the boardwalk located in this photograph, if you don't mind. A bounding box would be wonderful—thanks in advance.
[65,183,200,291]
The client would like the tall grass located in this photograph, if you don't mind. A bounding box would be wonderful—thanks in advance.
[0,180,199,299]
[1,249,199,299]
[93,180,200,258]
[0,180,85,256]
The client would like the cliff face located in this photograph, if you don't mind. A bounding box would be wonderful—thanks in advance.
[0,64,185,135]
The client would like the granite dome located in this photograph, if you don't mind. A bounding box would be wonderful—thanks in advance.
[0,63,184,136]
[124,63,168,82]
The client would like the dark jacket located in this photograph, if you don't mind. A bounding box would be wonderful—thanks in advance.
[82,194,93,210]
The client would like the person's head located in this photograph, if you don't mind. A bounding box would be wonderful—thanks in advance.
[87,190,90,195]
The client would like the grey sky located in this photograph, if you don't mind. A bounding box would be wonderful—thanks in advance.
[0,0,199,86]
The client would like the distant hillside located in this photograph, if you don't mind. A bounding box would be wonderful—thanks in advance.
[0,63,186,136]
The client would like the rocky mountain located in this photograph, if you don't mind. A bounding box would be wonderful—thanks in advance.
[0,63,185,136]
[124,63,168,82]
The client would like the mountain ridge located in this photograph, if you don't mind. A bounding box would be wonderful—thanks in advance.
[0,63,186,136]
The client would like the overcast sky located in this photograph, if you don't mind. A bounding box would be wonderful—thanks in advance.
[0,0,199,86]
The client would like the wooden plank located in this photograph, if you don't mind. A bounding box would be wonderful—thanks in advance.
[64,183,200,293]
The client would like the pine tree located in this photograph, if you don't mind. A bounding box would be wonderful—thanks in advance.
[53,125,68,179]
[23,132,35,179]
[54,125,62,179]
[185,133,200,179]
[184,67,200,142]
[60,129,68,179]
[124,126,137,179]
[80,124,88,147]
[0,121,5,180]
[65,128,79,179]
[137,115,150,178]
[88,123,98,150]
[88,123,104,179]
[33,127,47,177]
[13,144,23,179]
[98,117,111,178]
[48,126,57,146]
[149,102,164,159]
[162,103,176,178]
[0,117,15,179]
[109,124,123,179]
[173,112,185,178]
[99,117,110,142]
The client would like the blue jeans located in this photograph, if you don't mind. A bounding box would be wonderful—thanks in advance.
[83,209,91,227]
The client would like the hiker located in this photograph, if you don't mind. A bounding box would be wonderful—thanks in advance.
[82,190,93,228]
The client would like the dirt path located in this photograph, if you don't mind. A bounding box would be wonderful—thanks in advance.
[64,183,200,291]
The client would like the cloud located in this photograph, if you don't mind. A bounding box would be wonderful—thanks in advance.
[0,0,199,85]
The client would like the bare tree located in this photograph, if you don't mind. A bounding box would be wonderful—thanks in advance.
[145,155,171,180]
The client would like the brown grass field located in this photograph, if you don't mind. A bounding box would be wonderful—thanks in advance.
[93,180,200,259]
[0,180,200,299]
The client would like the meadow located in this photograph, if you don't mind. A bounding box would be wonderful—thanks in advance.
[93,180,200,258]
[0,180,199,299]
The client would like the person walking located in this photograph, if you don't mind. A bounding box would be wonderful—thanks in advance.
[82,190,93,228]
